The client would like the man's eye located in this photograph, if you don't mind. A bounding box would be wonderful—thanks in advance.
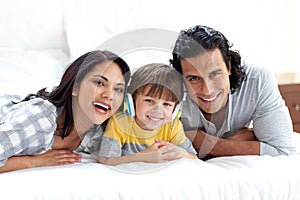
[187,76,199,81]
[210,71,219,77]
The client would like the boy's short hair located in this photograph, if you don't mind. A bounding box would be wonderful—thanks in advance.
[128,63,184,104]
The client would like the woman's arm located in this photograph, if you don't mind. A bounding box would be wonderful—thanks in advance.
[0,150,82,173]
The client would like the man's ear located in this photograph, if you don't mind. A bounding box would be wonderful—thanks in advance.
[228,62,232,75]
[72,83,79,96]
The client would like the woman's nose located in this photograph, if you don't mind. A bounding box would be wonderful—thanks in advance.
[101,87,114,100]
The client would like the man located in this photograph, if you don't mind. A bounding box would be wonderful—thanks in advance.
[170,25,296,158]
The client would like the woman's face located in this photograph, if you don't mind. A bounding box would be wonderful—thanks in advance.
[72,61,126,132]
[135,85,176,131]
[180,48,231,115]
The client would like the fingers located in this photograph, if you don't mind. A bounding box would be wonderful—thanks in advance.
[157,144,186,161]
[54,151,81,165]
[35,150,82,167]
[51,150,82,165]
[154,140,168,148]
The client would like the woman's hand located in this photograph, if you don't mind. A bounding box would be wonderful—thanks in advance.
[0,150,82,173]
[33,149,82,167]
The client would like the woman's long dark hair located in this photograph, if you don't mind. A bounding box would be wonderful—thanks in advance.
[170,25,246,93]
[18,50,130,138]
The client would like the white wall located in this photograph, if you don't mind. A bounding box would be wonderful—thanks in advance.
[1,0,299,73]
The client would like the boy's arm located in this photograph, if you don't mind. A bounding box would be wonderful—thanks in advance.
[98,141,195,166]
[182,151,198,159]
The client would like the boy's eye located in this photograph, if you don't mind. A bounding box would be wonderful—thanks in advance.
[163,102,172,107]
[144,99,154,103]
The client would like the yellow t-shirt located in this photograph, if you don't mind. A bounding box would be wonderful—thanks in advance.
[99,113,196,157]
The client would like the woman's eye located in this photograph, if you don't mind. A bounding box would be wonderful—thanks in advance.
[94,80,104,86]
[114,87,124,93]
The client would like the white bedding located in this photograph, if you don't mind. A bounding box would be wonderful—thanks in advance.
[1,152,300,200]
[0,48,68,96]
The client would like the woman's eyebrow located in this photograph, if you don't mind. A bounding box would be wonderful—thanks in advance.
[93,75,125,86]
[93,75,108,81]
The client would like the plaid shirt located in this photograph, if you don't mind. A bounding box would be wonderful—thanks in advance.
[0,97,58,167]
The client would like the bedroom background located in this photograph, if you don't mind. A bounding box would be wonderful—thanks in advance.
[0,0,299,97]
[1,1,300,199]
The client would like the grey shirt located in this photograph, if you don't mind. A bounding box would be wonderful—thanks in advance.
[181,65,296,156]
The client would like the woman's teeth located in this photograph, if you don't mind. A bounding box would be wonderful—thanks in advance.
[93,102,110,111]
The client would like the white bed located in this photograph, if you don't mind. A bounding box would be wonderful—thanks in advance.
[1,138,300,200]
[1,1,300,199]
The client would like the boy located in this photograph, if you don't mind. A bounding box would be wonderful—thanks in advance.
[98,63,197,165]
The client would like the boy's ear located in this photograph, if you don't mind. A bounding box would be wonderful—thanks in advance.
[72,83,79,96]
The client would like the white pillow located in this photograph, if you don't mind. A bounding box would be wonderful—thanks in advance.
[0,0,66,51]
[0,48,69,96]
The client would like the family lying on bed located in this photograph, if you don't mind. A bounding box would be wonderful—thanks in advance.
[0,25,296,173]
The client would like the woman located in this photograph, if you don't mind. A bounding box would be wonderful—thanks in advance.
[0,50,130,173]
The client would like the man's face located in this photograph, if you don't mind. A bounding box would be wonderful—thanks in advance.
[180,48,231,114]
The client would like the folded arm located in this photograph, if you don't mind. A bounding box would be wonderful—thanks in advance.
[186,128,260,158]
[99,140,197,166]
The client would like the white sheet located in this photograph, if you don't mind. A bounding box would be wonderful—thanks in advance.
[1,154,300,200]
[1,132,300,200]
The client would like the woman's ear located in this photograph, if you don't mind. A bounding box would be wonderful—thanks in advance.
[72,83,79,96]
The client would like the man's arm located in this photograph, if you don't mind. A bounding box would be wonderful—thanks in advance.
[186,128,260,158]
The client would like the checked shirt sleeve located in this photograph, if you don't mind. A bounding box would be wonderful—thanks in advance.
[0,98,58,167]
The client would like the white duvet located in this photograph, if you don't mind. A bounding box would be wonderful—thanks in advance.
[1,149,300,200]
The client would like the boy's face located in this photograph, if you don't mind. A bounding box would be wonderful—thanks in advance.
[180,48,231,115]
[134,85,176,130]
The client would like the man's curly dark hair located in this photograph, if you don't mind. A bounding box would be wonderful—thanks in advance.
[170,25,246,94]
